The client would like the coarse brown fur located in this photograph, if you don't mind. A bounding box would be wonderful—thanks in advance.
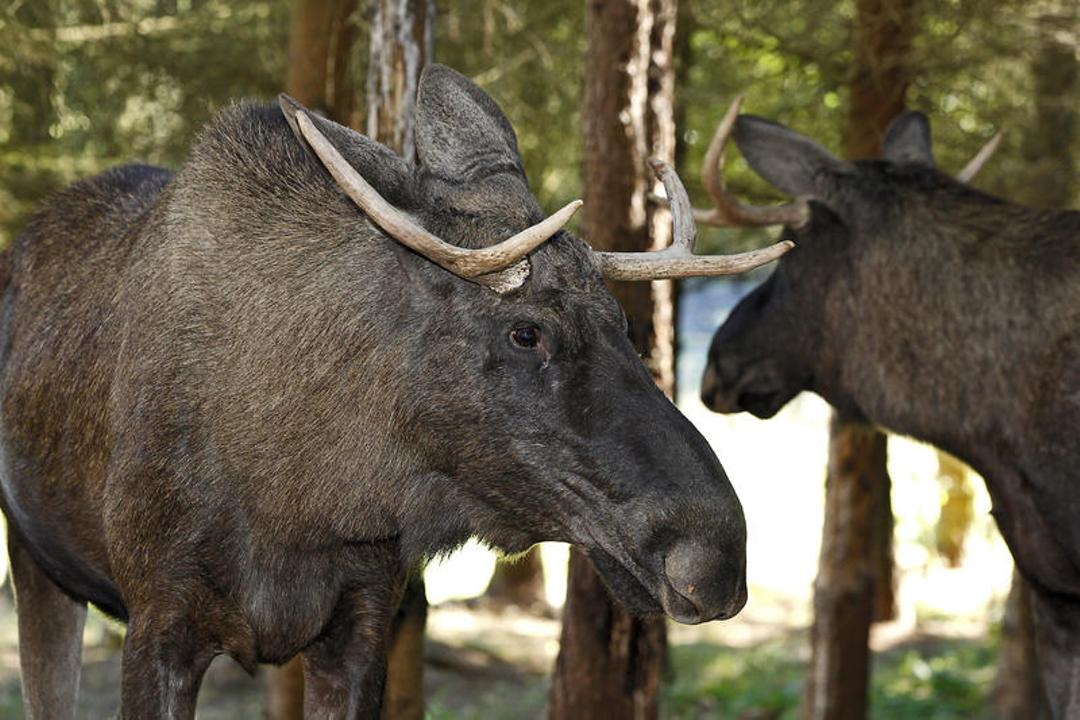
[701,111,1080,718]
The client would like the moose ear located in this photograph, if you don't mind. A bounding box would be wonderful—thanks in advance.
[277,93,413,206]
[413,64,527,182]
[733,115,849,198]
[881,111,935,166]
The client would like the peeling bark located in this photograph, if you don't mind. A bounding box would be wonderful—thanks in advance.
[366,0,435,162]
[365,4,434,718]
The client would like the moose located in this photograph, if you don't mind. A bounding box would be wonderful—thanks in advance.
[696,100,1080,717]
[0,66,790,718]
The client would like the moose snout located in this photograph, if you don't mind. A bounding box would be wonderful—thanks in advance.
[700,357,741,413]
[660,540,747,624]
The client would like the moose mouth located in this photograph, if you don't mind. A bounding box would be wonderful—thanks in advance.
[702,379,796,419]
[584,547,727,625]
[737,388,791,418]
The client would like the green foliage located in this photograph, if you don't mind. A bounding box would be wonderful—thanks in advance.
[663,631,999,720]
[1,0,1076,250]
[0,0,290,244]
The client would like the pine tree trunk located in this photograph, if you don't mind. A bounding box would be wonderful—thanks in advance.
[267,4,364,717]
[993,8,1076,716]
[285,0,360,122]
[366,4,434,718]
[994,569,1050,719]
[804,2,918,717]
[549,1,676,718]
[804,417,888,720]
[485,548,547,610]
[366,0,435,165]
[380,578,428,720]
[269,3,430,718]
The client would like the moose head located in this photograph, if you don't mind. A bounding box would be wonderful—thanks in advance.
[271,67,795,622]
[693,98,1001,425]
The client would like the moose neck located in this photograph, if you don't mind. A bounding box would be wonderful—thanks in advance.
[816,192,1079,472]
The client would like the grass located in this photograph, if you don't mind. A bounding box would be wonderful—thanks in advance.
[664,630,999,720]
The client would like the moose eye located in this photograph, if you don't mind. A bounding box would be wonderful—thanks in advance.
[510,325,541,349]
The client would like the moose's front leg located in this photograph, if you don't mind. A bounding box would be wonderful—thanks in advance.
[7,529,87,720]
[118,612,215,720]
[301,569,406,719]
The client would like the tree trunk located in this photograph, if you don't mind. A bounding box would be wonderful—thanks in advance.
[804,3,918,718]
[269,3,431,718]
[380,578,428,720]
[366,4,434,718]
[485,547,547,610]
[549,1,676,718]
[1019,6,1077,210]
[285,0,360,123]
[993,9,1076,716]
[994,569,1050,719]
[267,4,364,717]
[8,1,57,148]
[804,417,889,720]
[366,0,435,165]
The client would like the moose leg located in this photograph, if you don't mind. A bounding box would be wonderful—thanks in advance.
[118,614,214,720]
[302,580,403,719]
[7,530,87,720]
[1030,590,1080,719]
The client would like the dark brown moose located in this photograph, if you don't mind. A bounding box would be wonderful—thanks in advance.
[0,66,787,719]
[698,100,1080,718]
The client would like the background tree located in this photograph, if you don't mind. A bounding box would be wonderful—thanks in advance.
[803,1,918,718]
[267,3,361,717]
[285,0,359,122]
[548,1,676,717]
[367,5,435,715]
[483,550,547,610]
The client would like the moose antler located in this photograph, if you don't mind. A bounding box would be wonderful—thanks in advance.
[296,112,582,292]
[956,128,1004,183]
[694,96,811,230]
[594,159,794,281]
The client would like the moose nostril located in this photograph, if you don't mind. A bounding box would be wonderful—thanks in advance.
[663,542,747,623]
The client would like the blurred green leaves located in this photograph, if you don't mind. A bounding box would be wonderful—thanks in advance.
[0,0,1076,249]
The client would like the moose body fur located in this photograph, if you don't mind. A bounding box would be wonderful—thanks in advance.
[701,111,1080,717]
[0,66,748,718]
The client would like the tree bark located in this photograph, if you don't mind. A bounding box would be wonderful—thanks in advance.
[994,568,1050,719]
[366,0,435,165]
[365,5,434,718]
[804,3,918,718]
[485,548,547,610]
[267,4,364,717]
[549,1,676,718]
[992,9,1076,716]
[380,578,428,720]
[8,0,58,147]
[269,3,430,718]
[285,0,360,123]
[804,417,890,720]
